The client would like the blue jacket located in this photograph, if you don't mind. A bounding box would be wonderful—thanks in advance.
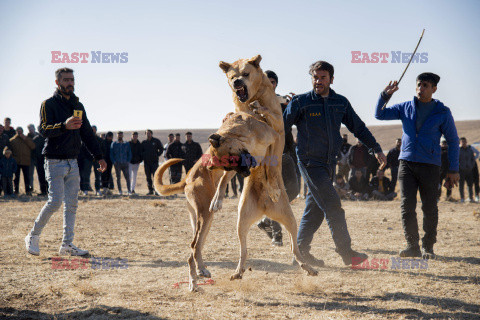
[284,89,382,166]
[110,141,132,164]
[375,93,459,171]
[0,157,17,178]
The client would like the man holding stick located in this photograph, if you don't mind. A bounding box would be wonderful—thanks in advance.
[375,73,459,259]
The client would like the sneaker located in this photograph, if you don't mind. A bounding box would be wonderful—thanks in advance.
[147,190,154,195]
[25,234,40,256]
[399,245,422,258]
[257,221,273,239]
[421,246,436,260]
[271,237,283,247]
[118,191,123,196]
[95,191,101,196]
[460,198,465,203]
[336,248,368,266]
[59,243,89,256]
[293,250,325,267]
[476,195,479,202]
[82,191,88,196]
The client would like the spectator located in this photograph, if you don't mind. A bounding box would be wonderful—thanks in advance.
[333,174,350,199]
[166,133,185,184]
[472,147,480,202]
[386,138,401,191]
[365,150,380,182]
[284,60,386,266]
[129,131,143,195]
[25,67,106,256]
[458,137,476,203]
[3,118,16,139]
[32,126,47,196]
[0,147,17,198]
[141,129,164,195]
[163,133,174,160]
[91,126,104,196]
[101,132,114,195]
[10,127,35,195]
[438,139,452,201]
[370,169,397,200]
[337,134,351,181]
[182,131,203,174]
[348,139,369,179]
[348,170,369,200]
[0,125,10,196]
[27,124,38,193]
[78,142,93,195]
[110,131,132,195]
[375,72,459,259]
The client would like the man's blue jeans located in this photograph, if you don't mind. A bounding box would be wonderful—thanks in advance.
[297,161,352,253]
[30,159,80,245]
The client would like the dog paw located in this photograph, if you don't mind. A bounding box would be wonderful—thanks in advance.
[230,272,243,280]
[189,282,200,292]
[301,264,318,276]
[197,268,211,278]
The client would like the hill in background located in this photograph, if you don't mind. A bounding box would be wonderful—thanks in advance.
[102,120,480,153]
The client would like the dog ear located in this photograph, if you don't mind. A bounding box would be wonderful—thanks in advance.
[219,61,231,73]
[247,55,262,68]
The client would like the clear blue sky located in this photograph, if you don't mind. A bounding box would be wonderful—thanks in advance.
[0,0,478,132]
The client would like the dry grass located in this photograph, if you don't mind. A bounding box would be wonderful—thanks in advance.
[1,120,480,319]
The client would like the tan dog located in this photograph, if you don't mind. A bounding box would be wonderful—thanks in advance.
[210,55,284,213]
[155,111,317,291]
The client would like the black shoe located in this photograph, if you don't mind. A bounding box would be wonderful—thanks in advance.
[293,250,325,267]
[271,236,283,247]
[421,246,436,260]
[147,190,154,195]
[399,245,421,258]
[257,221,273,239]
[336,248,368,266]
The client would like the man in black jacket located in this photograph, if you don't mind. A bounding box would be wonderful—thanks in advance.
[129,132,143,194]
[91,125,104,196]
[386,138,401,191]
[370,169,397,200]
[101,132,114,195]
[182,132,202,174]
[32,127,47,196]
[141,129,163,195]
[25,67,106,257]
[166,133,185,184]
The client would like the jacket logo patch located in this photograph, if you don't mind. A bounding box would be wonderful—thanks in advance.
[309,112,321,117]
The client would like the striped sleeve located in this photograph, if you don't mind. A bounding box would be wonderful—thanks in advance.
[39,100,65,138]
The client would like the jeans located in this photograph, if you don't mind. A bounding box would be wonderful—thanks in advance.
[297,161,352,253]
[101,160,113,190]
[144,161,159,192]
[114,162,130,193]
[129,163,140,192]
[398,160,439,248]
[30,159,80,245]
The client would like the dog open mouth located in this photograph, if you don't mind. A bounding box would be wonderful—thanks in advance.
[234,83,248,102]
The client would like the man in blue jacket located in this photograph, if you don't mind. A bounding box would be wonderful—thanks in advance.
[110,131,132,195]
[375,72,459,259]
[284,61,387,266]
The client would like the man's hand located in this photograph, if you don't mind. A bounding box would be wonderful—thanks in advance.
[65,116,82,130]
[375,152,387,170]
[384,81,399,96]
[446,172,460,187]
[97,159,107,172]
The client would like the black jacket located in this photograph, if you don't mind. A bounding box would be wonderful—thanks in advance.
[166,141,185,160]
[182,141,203,168]
[32,134,46,160]
[39,90,102,160]
[0,133,10,158]
[386,147,400,168]
[369,176,393,195]
[102,139,113,163]
[141,137,163,164]
[129,140,143,164]
[348,176,369,194]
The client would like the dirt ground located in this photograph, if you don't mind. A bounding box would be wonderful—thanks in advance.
[1,166,479,320]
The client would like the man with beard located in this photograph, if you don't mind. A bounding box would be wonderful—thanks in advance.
[25,68,106,256]
[284,60,386,266]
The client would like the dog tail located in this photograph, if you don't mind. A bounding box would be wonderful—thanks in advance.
[154,158,187,195]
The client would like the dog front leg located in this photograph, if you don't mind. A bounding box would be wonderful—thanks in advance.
[264,144,283,203]
[209,170,236,213]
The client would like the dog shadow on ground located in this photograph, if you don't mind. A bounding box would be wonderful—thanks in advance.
[245,291,480,319]
[0,305,165,320]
